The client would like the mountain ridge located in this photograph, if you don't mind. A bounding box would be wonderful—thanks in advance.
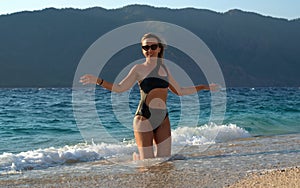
[0,5,299,87]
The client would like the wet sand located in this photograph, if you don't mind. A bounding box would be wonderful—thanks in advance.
[0,160,241,188]
[0,165,299,188]
[1,134,299,188]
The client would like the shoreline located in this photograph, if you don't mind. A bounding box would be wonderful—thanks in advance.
[1,133,299,187]
[0,165,299,187]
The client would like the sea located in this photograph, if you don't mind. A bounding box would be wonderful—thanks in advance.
[0,87,299,183]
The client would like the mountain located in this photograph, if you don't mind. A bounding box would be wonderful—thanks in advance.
[0,5,299,87]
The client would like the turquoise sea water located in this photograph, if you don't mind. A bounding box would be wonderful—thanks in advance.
[0,87,299,175]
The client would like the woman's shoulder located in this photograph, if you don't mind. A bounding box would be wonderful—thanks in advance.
[132,62,148,71]
[129,63,147,77]
[130,63,147,81]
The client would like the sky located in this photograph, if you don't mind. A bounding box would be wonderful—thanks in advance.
[1,0,300,20]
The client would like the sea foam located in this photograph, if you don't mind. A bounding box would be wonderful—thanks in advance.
[0,124,250,174]
[172,123,251,145]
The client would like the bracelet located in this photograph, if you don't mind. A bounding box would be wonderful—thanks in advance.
[98,78,104,86]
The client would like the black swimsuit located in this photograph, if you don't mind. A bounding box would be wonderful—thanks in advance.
[135,61,169,131]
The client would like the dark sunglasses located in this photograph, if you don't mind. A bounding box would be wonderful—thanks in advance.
[142,44,159,51]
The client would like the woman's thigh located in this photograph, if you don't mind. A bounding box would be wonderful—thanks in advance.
[153,117,171,157]
[133,115,154,147]
[153,116,171,144]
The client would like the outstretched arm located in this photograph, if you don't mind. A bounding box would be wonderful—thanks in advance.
[80,65,138,93]
[168,70,219,96]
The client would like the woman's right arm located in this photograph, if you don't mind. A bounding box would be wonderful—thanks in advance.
[80,65,138,93]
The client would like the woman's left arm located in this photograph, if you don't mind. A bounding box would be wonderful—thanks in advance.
[168,70,219,96]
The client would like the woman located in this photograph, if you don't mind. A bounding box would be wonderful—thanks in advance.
[80,33,218,160]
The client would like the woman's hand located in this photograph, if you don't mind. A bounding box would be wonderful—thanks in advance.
[208,83,221,92]
[79,74,100,85]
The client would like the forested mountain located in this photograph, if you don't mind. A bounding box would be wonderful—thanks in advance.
[0,5,299,87]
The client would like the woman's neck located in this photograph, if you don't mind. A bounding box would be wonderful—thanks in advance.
[145,57,158,65]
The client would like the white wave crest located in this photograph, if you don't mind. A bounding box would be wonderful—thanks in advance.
[0,124,250,174]
[172,123,251,145]
[0,143,136,175]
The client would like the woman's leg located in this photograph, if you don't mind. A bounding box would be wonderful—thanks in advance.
[133,116,155,160]
[153,116,171,158]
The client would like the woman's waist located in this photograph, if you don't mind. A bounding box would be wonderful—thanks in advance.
[144,97,167,109]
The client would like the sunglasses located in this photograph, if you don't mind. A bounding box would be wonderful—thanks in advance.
[142,44,159,51]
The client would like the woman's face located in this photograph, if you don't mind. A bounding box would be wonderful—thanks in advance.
[141,38,161,59]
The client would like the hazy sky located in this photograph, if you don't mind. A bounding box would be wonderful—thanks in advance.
[1,0,299,20]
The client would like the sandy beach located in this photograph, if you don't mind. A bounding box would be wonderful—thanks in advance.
[1,134,299,188]
[0,164,299,188]
[229,167,300,188]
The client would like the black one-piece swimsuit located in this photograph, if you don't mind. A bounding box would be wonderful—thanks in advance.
[135,62,169,132]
